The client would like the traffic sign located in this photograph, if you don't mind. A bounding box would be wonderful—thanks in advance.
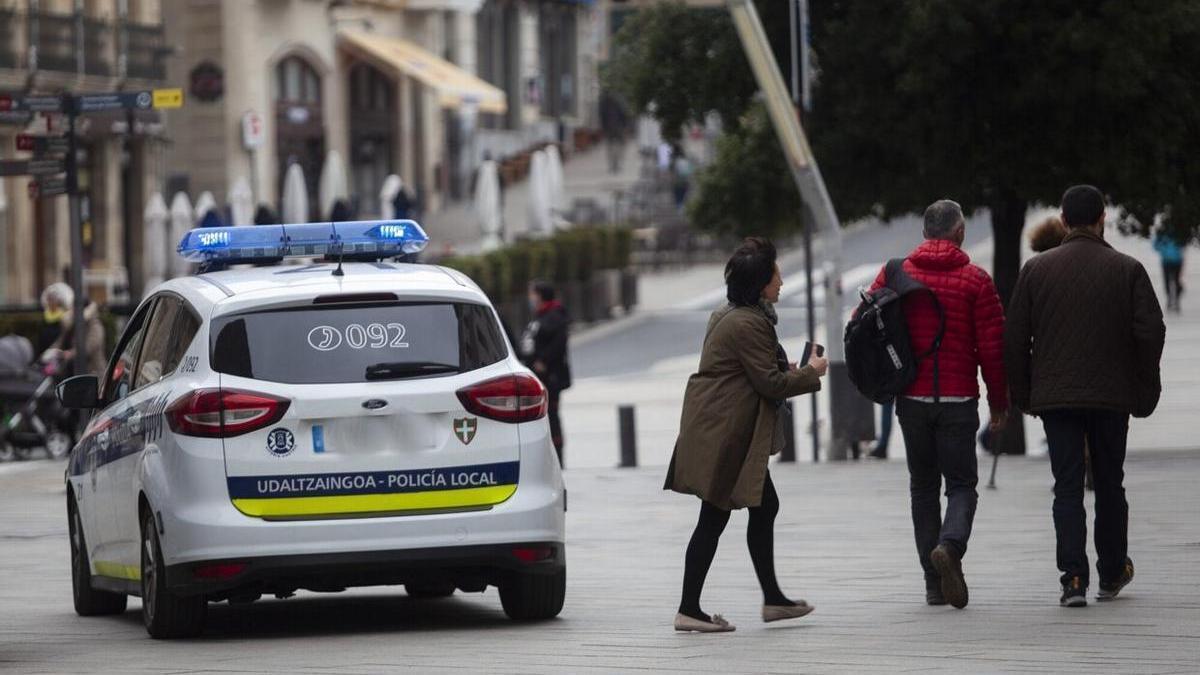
[153,88,183,109]
[242,110,264,150]
[0,158,65,176]
[15,134,69,155]
[28,176,67,198]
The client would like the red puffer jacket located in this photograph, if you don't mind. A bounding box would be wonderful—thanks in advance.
[867,240,1008,410]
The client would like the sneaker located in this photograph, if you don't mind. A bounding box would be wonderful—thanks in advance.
[1098,558,1135,601]
[1060,576,1087,607]
[929,544,968,609]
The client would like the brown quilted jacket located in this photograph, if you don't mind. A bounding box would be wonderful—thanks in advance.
[1004,229,1166,417]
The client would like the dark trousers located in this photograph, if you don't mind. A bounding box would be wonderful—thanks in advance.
[547,389,563,465]
[1162,262,1183,310]
[1042,409,1130,587]
[896,398,980,581]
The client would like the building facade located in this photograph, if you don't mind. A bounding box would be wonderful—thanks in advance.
[0,0,169,305]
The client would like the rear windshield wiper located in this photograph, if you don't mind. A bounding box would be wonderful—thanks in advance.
[365,361,460,381]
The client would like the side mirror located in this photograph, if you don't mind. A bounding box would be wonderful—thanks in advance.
[56,375,100,410]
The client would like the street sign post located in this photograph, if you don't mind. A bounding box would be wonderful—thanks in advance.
[16,134,70,154]
[2,88,184,376]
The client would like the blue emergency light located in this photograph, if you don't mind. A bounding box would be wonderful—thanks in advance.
[176,219,428,265]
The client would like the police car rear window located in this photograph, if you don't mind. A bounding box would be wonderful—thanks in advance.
[210,303,507,384]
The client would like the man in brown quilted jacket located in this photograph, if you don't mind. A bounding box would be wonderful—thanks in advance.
[1005,185,1166,608]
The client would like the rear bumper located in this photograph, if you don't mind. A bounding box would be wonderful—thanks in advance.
[164,541,565,598]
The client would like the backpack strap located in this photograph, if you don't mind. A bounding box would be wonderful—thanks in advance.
[884,257,948,402]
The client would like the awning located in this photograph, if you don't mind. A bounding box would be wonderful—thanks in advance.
[339,31,507,115]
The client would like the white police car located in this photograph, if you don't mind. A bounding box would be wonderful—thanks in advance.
[57,220,566,638]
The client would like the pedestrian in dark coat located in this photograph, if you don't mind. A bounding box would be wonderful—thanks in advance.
[519,280,571,463]
[1005,184,1166,608]
[665,237,826,633]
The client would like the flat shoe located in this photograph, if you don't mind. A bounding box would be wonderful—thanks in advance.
[762,603,815,622]
[674,612,736,633]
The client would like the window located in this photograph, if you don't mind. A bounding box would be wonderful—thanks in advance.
[211,303,508,384]
[103,301,153,405]
[275,56,321,105]
[134,296,200,389]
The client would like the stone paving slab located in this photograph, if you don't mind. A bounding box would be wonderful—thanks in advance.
[1,451,1197,673]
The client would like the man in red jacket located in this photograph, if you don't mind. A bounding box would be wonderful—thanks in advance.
[866,199,1009,609]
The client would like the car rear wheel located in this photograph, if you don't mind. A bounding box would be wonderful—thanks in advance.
[69,502,128,616]
[499,568,565,621]
[405,581,456,599]
[141,512,206,639]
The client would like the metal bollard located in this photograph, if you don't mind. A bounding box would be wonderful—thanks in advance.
[618,405,637,467]
[779,401,796,462]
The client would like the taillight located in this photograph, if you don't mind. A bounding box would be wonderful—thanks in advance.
[456,374,547,423]
[165,388,290,438]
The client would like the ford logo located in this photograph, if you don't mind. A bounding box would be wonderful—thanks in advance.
[362,399,388,410]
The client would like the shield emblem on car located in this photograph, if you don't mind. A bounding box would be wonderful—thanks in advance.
[453,417,478,445]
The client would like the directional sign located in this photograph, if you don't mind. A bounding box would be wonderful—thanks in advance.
[0,158,65,176]
[153,88,183,109]
[0,95,64,113]
[76,88,184,113]
[28,176,68,199]
[16,134,69,155]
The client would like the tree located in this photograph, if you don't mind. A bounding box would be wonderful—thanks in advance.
[807,0,1200,303]
[687,104,803,239]
[604,2,802,236]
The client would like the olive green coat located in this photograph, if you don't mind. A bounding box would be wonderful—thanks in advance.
[664,304,821,510]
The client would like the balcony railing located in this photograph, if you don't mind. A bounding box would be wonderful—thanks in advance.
[124,22,168,81]
[1,10,166,81]
[31,11,77,73]
[83,17,114,77]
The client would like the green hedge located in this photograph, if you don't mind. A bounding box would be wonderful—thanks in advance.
[441,226,632,306]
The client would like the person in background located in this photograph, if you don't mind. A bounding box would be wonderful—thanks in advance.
[392,181,415,220]
[37,282,72,354]
[865,199,1008,610]
[868,400,894,459]
[1153,227,1185,313]
[671,145,694,210]
[520,280,571,464]
[253,204,279,226]
[665,237,827,633]
[600,91,630,174]
[43,286,106,378]
[1005,185,1166,608]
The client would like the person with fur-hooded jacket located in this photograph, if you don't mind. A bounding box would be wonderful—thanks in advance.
[42,283,106,378]
[1029,214,1068,253]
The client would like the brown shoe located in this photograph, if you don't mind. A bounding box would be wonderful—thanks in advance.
[762,602,814,623]
[930,544,969,609]
[674,612,736,633]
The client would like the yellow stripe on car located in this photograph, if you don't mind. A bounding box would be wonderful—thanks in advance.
[93,560,141,580]
[232,484,518,518]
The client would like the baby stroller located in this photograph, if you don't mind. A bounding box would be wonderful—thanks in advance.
[0,335,75,461]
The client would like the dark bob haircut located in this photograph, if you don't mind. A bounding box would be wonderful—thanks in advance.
[530,279,556,302]
[1061,185,1105,228]
[725,237,777,306]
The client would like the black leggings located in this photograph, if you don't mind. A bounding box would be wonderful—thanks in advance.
[679,472,790,619]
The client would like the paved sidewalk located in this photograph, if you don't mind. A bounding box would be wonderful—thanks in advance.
[1,451,1197,672]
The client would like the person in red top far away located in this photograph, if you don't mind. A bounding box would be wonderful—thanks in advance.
[865,199,1009,610]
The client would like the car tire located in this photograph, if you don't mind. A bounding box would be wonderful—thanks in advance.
[140,512,206,639]
[69,501,128,617]
[499,568,565,621]
[405,582,456,599]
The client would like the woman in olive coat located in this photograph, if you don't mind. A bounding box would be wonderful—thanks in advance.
[665,237,827,632]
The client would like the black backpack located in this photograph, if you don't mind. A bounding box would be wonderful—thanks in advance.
[844,258,946,404]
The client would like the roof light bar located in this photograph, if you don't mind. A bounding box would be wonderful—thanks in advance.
[176,220,428,264]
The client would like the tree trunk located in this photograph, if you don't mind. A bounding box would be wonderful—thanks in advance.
[990,191,1027,307]
[989,190,1027,456]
